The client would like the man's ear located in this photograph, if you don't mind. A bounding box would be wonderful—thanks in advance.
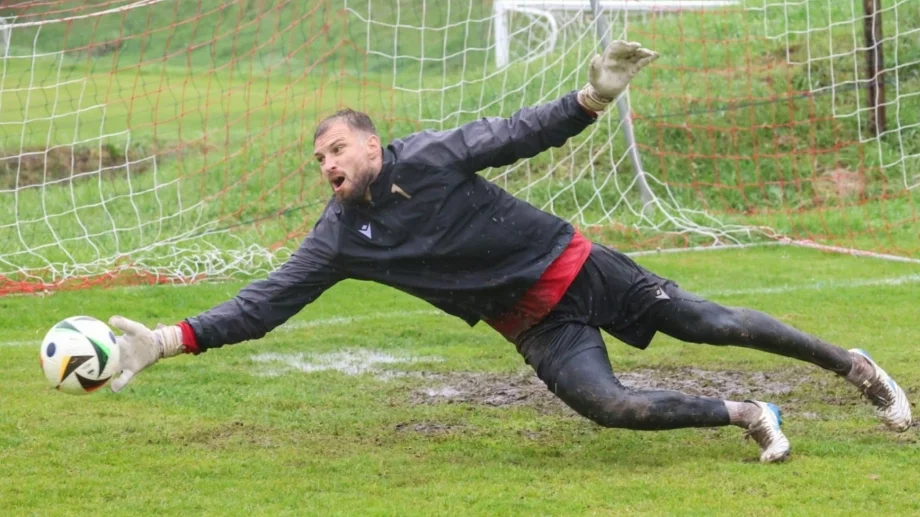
[365,134,381,159]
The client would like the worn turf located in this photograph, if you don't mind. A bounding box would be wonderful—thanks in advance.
[1,245,918,516]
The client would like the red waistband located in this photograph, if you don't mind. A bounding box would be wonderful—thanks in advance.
[485,230,592,340]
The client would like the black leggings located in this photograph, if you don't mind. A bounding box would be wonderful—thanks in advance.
[507,243,856,431]
[547,287,854,431]
[650,287,852,373]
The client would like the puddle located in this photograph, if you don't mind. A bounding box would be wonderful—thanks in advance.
[250,349,440,379]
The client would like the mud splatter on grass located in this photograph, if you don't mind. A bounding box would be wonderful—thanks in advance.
[409,366,820,414]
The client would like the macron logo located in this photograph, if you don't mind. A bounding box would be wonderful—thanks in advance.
[654,286,670,300]
[359,222,373,239]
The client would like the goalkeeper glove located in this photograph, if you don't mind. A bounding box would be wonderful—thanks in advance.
[108,316,185,392]
[578,40,660,113]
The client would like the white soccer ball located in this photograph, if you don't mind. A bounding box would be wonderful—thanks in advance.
[40,316,120,395]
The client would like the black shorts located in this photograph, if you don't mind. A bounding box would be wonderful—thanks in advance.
[511,242,678,387]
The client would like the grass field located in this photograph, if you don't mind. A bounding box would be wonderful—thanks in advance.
[1,245,919,515]
[0,1,918,514]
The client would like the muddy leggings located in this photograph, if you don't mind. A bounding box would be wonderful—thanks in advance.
[547,287,855,430]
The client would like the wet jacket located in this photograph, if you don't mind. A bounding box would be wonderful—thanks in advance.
[187,90,596,351]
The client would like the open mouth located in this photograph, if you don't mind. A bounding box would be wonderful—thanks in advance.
[331,176,345,191]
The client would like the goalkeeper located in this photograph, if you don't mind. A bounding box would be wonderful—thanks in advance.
[108,41,911,463]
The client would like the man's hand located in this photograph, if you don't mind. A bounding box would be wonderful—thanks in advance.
[108,316,184,392]
[578,40,660,113]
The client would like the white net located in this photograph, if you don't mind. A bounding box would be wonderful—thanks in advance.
[353,0,919,255]
[0,0,917,293]
[0,24,275,288]
[751,0,920,190]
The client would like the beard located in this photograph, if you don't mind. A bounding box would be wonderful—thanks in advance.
[334,166,376,206]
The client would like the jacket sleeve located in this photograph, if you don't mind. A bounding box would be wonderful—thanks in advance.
[389,90,596,175]
[184,213,343,352]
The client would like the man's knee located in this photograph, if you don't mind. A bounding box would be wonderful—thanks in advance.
[698,305,749,345]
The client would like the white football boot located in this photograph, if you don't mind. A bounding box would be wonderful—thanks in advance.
[849,349,912,432]
[744,400,791,463]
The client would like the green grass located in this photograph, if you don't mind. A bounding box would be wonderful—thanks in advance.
[1,246,919,515]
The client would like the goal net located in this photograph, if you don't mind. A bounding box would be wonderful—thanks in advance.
[0,0,917,294]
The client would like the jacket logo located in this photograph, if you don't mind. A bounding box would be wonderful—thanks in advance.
[391,183,412,200]
[359,222,373,239]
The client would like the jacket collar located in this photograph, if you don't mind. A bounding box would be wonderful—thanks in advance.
[366,148,396,206]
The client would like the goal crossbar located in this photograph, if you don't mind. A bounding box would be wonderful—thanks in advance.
[492,0,740,68]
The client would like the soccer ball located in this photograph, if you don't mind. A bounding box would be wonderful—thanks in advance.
[40,316,120,395]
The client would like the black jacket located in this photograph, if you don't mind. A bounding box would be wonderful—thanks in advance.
[187,90,596,351]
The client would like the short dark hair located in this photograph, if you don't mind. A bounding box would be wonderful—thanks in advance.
[313,108,377,142]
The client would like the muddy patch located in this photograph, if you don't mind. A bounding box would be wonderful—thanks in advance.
[410,371,567,414]
[616,367,808,399]
[813,166,865,203]
[410,366,816,413]
[252,349,828,416]
[176,421,280,449]
[394,421,470,435]
[0,145,155,189]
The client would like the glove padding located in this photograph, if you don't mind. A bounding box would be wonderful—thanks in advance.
[578,40,660,112]
[108,316,184,392]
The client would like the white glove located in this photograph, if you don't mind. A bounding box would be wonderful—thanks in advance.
[108,316,185,392]
[577,40,660,113]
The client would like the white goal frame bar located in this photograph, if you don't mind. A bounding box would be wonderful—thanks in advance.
[491,0,740,68]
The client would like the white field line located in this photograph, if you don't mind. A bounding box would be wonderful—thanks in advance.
[3,275,919,348]
[699,273,920,297]
[625,239,920,265]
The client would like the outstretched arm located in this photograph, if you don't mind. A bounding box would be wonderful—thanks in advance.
[392,40,659,175]
[183,230,342,351]
[109,215,344,392]
[392,92,593,176]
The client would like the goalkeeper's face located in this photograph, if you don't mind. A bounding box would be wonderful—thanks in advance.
[314,121,382,205]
